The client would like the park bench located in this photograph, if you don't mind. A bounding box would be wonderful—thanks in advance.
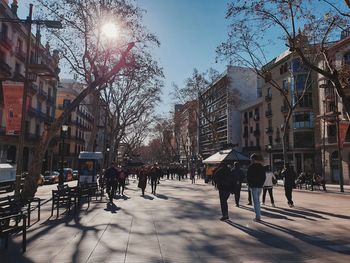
[0,197,28,252]
[0,195,41,227]
[51,184,72,218]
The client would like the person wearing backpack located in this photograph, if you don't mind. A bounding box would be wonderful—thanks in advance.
[213,162,235,221]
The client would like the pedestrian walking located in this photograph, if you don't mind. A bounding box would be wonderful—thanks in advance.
[150,163,161,194]
[213,163,235,221]
[118,166,128,196]
[262,166,276,207]
[138,166,148,196]
[231,162,245,207]
[281,163,297,207]
[190,166,196,184]
[104,162,119,203]
[247,154,266,222]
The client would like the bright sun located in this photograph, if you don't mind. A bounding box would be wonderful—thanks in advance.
[101,23,119,39]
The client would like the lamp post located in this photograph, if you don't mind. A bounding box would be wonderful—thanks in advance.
[267,144,272,170]
[59,124,68,185]
[105,147,110,168]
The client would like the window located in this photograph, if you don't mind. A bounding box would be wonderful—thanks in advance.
[15,63,21,74]
[282,79,289,91]
[268,119,272,128]
[294,132,314,148]
[16,38,23,52]
[269,136,273,145]
[267,87,272,97]
[294,74,311,91]
[293,111,314,129]
[249,111,252,118]
[1,23,8,38]
[37,101,42,112]
[250,126,253,133]
[267,103,271,112]
[63,99,71,109]
[296,93,313,107]
[256,137,260,147]
[344,52,350,65]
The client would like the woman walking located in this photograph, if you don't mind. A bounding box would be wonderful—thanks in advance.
[262,166,276,207]
[118,166,128,196]
[138,166,148,197]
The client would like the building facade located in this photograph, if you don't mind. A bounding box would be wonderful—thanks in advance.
[0,0,59,171]
[174,101,198,167]
[198,66,257,158]
[52,79,94,170]
[239,98,266,163]
[261,51,319,174]
[317,34,350,185]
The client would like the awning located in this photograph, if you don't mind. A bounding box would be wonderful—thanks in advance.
[203,149,250,164]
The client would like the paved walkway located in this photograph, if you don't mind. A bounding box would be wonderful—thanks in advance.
[1,179,350,262]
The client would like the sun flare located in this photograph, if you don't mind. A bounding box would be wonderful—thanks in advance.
[101,23,119,39]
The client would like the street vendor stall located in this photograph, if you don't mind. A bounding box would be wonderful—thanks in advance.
[78,152,103,184]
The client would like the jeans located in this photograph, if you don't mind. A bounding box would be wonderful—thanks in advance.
[219,190,231,217]
[250,188,262,219]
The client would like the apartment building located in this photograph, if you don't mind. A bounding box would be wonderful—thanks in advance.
[174,101,198,167]
[52,79,94,169]
[317,33,350,185]
[261,50,319,174]
[239,98,266,163]
[0,0,59,171]
[198,66,257,158]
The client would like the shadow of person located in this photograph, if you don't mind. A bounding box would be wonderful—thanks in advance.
[142,195,154,200]
[104,202,120,213]
[155,194,168,200]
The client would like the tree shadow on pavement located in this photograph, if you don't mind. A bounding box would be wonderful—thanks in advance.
[225,219,302,253]
[299,208,350,220]
[260,221,350,255]
[239,205,292,220]
[264,207,329,220]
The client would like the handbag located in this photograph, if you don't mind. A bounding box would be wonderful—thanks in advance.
[272,177,277,185]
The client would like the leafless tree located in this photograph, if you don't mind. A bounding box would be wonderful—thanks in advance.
[22,0,160,199]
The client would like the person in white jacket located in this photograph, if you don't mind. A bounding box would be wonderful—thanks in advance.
[262,166,276,207]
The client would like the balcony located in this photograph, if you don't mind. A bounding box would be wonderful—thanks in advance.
[15,47,26,62]
[253,129,260,136]
[265,127,273,134]
[253,114,260,121]
[265,110,272,118]
[37,88,48,101]
[265,94,272,102]
[0,61,12,77]
[327,136,337,144]
[0,33,12,50]
[281,105,288,114]
[28,83,38,95]
[0,126,5,136]
[242,146,261,152]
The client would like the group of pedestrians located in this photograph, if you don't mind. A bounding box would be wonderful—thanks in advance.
[136,163,163,196]
[104,162,129,203]
[214,153,298,222]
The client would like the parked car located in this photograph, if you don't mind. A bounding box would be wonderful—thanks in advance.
[43,171,60,184]
[63,168,74,181]
[73,170,79,180]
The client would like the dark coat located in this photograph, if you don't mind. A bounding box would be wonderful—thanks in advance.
[247,163,266,188]
[231,167,245,185]
[104,167,118,186]
[213,165,235,192]
[282,167,297,187]
[138,171,148,189]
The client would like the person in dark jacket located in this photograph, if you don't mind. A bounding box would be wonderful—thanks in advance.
[231,162,245,207]
[150,164,162,194]
[281,163,297,207]
[213,163,235,221]
[104,162,119,203]
[247,154,266,222]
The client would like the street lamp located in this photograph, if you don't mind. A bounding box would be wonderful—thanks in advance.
[267,144,272,170]
[59,124,69,185]
[105,147,110,168]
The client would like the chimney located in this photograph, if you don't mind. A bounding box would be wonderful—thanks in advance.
[11,0,18,16]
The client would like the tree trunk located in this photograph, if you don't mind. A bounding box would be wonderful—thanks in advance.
[282,111,292,164]
[87,91,100,151]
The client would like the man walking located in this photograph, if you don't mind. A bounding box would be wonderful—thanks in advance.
[247,154,266,222]
[231,162,244,207]
[213,163,235,221]
[281,163,297,207]
[104,162,119,203]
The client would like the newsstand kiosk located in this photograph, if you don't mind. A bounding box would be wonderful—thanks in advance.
[78,151,103,184]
